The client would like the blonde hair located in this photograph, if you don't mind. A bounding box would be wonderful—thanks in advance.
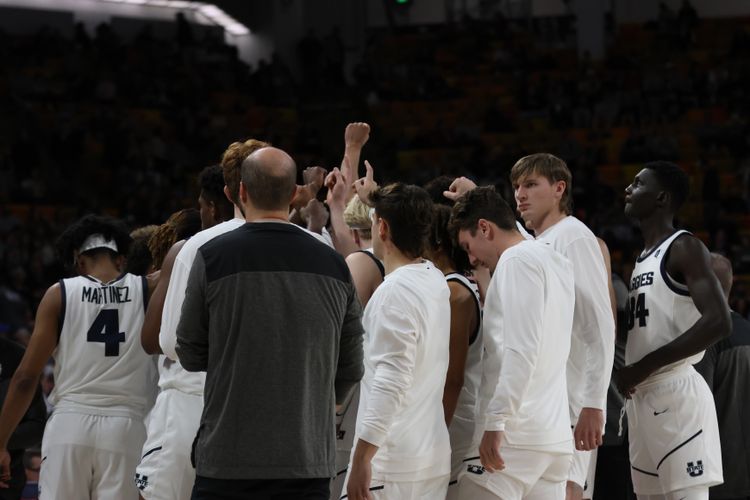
[343,196,372,239]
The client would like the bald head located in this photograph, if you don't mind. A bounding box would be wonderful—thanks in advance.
[710,252,733,299]
[241,147,297,211]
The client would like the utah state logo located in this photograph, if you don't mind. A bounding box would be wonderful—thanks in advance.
[686,460,704,477]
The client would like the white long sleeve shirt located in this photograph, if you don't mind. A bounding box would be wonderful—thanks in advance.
[479,240,575,448]
[355,261,451,481]
[158,218,245,394]
[536,216,615,417]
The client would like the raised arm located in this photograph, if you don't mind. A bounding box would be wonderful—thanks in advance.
[341,122,370,200]
[616,235,731,395]
[0,284,60,486]
[141,240,186,354]
[326,166,361,257]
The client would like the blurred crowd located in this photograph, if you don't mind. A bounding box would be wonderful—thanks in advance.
[1,2,749,350]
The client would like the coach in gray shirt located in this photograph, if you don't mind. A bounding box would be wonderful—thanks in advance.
[176,147,364,499]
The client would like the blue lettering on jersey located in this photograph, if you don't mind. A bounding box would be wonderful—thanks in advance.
[630,272,654,291]
[81,286,132,304]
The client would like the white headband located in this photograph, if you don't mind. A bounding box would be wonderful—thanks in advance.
[78,233,118,254]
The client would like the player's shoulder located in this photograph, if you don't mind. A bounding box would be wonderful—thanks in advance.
[183,219,244,258]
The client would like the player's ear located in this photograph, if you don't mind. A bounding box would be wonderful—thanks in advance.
[478,219,490,239]
[554,180,566,199]
[239,181,249,205]
[656,189,670,208]
[378,217,389,242]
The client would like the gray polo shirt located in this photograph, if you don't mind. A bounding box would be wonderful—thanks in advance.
[177,222,364,480]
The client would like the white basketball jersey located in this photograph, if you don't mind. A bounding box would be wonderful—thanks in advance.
[625,230,703,379]
[50,273,157,415]
[445,272,483,422]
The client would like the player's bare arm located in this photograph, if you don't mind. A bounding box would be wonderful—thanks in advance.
[345,251,382,308]
[140,239,185,355]
[326,166,361,257]
[0,284,60,487]
[341,122,370,199]
[442,282,475,426]
[616,235,731,396]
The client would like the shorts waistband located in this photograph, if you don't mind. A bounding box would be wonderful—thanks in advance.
[637,363,694,389]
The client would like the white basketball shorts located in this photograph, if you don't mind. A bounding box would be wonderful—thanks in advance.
[627,366,723,495]
[135,388,203,499]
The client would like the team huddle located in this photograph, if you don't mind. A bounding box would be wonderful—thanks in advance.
[0,123,731,500]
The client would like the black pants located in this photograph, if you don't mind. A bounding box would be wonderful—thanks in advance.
[191,476,330,500]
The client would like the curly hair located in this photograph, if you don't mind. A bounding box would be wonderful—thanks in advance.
[220,138,270,206]
[147,208,201,270]
[56,214,132,271]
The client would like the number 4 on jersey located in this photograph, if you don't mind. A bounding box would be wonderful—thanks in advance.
[627,293,650,330]
[87,309,125,356]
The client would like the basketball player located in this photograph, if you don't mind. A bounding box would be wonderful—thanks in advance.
[0,215,157,499]
[617,161,730,500]
[510,154,614,500]
[135,140,267,500]
[327,164,384,500]
[445,156,615,500]
[450,187,574,500]
[425,203,482,499]
[344,183,451,500]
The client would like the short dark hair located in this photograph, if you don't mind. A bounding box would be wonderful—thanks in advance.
[56,214,132,270]
[510,153,573,215]
[220,139,270,206]
[423,175,455,207]
[126,225,158,275]
[241,153,297,211]
[428,204,471,274]
[449,186,517,237]
[371,183,433,259]
[643,161,690,210]
[199,164,233,221]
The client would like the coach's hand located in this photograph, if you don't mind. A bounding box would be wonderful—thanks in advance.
[0,448,10,488]
[479,430,505,473]
[574,408,604,451]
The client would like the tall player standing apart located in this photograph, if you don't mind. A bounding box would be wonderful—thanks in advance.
[136,140,267,500]
[510,154,615,500]
[344,183,452,500]
[0,215,157,499]
[617,161,730,500]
